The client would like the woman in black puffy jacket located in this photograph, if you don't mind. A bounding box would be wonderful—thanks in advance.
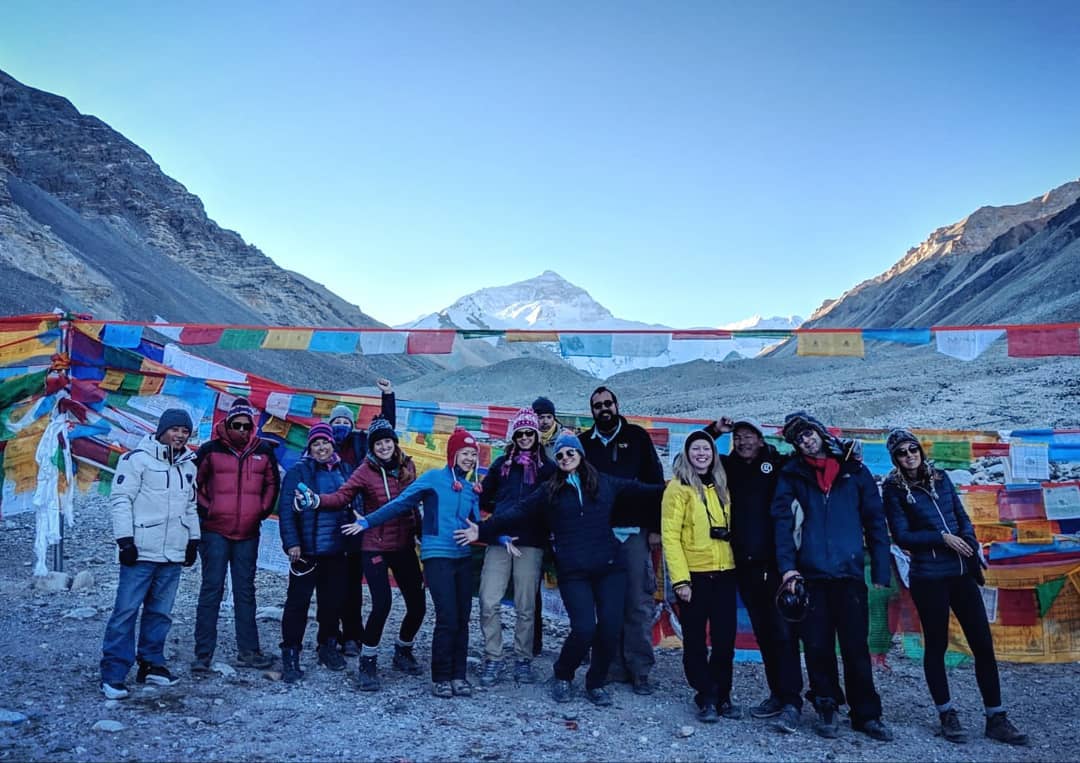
[882,428,1026,747]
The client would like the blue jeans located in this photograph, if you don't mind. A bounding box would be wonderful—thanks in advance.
[195,531,261,659]
[100,561,182,683]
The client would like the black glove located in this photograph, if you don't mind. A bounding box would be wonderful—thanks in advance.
[184,540,200,567]
[117,537,138,566]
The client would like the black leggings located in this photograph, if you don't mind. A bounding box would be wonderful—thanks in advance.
[910,574,1001,708]
[361,549,426,647]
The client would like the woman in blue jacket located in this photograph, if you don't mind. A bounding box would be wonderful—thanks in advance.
[882,428,1026,747]
[455,432,663,708]
[277,423,354,683]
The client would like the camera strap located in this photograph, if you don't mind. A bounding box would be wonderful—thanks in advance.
[702,485,729,529]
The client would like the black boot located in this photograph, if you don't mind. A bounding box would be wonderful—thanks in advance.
[358,655,380,692]
[317,639,346,671]
[281,647,303,684]
[392,644,422,675]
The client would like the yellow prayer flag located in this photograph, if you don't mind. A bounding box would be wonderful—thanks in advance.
[139,376,165,396]
[99,369,126,392]
[261,329,314,351]
[960,490,1000,524]
[973,523,1014,543]
[260,416,291,437]
[0,330,59,364]
[311,397,338,416]
[432,414,458,434]
[505,331,560,343]
[1016,521,1054,544]
[75,464,101,493]
[796,331,865,357]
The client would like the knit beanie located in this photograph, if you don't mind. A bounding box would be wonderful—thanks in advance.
[684,430,716,456]
[886,428,923,460]
[508,408,540,438]
[307,422,335,448]
[367,415,398,446]
[531,396,556,417]
[329,404,355,427]
[781,410,829,445]
[446,428,479,468]
[553,431,584,456]
[156,408,193,438]
[226,397,258,424]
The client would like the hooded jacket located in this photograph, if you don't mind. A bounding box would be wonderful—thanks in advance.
[661,479,736,585]
[316,453,419,552]
[195,420,281,540]
[111,434,200,563]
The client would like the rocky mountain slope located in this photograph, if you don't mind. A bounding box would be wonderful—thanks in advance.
[0,68,431,388]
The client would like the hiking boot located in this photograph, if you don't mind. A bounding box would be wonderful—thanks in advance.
[136,660,180,686]
[479,659,501,687]
[190,657,212,674]
[751,695,784,719]
[392,644,422,675]
[631,674,655,695]
[450,679,473,697]
[696,703,719,723]
[236,650,274,670]
[513,658,535,684]
[281,647,303,684]
[815,706,839,739]
[551,679,573,703]
[774,705,800,734]
[357,655,380,691]
[100,681,129,700]
[341,640,360,658]
[718,700,744,720]
[985,712,1028,746]
[317,641,346,671]
[939,708,968,743]
[431,681,453,698]
[854,718,893,742]
[586,687,613,707]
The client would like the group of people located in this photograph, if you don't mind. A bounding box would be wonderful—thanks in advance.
[100,381,1029,747]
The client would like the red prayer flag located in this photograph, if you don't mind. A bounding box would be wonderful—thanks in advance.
[996,588,1038,626]
[997,486,1046,522]
[178,326,225,345]
[646,428,670,447]
[406,331,455,355]
[481,417,509,439]
[1006,327,1080,358]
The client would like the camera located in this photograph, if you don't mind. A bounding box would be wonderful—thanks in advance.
[710,526,732,542]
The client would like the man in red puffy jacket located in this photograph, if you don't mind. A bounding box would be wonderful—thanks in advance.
[191,398,281,671]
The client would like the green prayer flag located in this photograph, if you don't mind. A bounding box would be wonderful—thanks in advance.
[218,329,269,350]
[0,370,47,410]
[929,441,973,469]
[1036,577,1066,617]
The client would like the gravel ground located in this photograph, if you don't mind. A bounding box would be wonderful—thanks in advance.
[1,497,1078,762]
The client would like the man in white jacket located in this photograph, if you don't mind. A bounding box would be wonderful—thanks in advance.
[100,409,201,699]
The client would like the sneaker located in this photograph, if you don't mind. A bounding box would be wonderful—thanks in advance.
[985,712,1028,746]
[236,651,274,670]
[392,644,422,675]
[551,678,573,703]
[939,708,968,743]
[136,661,180,686]
[190,657,212,674]
[100,681,129,700]
[450,679,473,697]
[341,640,360,658]
[357,655,380,692]
[718,700,744,720]
[431,681,453,698]
[751,695,784,719]
[696,703,719,723]
[479,659,501,687]
[631,674,655,695]
[815,707,839,739]
[774,705,800,734]
[854,718,893,742]
[513,658,535,684]
[586,687,613,707]
[317,641,346,672]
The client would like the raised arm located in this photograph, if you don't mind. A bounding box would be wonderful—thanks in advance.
[610,476,666,528]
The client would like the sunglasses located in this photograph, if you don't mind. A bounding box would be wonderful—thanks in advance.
[895,445,921,456]
[554,449,579,462]
[591,400,616,409]
[514,429,537,439]
[229,422,253,431]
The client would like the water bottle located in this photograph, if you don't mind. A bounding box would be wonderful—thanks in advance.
[297,482,313,509]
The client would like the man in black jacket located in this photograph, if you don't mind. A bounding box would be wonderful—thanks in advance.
[706,416,804,732]
[580,386,664,695]
[772,411,893,742]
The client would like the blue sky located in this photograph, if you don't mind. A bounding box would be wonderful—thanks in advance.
[4,1,1079,327]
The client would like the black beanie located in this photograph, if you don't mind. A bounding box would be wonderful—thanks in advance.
[156,408,193,439]
[532,396,556,416]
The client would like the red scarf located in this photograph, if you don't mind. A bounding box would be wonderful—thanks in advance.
[804,455,840,494]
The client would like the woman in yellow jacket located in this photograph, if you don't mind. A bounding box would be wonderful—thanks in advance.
[662,430,740,724]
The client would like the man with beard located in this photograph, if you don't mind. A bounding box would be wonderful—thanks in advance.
[192,398,281,672]
[580,386,664,695]
[772,411,892,742]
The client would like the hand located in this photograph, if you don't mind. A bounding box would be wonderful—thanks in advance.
[342,516,369,536]
[454,518,479,546]
[942,533,974,557]
[500,536,521,558]
[287,546,302,562]
[647,532,662,551]
[674,584,692,603]
[716,416,735,434]
[376,378,393,394]
[294,488,319,510]
[184,540,199,567]
[781,570,801,591]
[117,537,138,566]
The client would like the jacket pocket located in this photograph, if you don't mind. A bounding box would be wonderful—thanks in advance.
[134,518,166,554]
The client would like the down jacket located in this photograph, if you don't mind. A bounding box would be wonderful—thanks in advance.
[277,456,353,557]
[580,417,665,532]
[882,469,978,580]
[195,422,281,540]
[316,454,419,552]
[478,454,556,548]
[111,434,200,563]
[661,479,736,586]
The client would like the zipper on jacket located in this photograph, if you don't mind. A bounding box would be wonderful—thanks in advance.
[916,483,964,575]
